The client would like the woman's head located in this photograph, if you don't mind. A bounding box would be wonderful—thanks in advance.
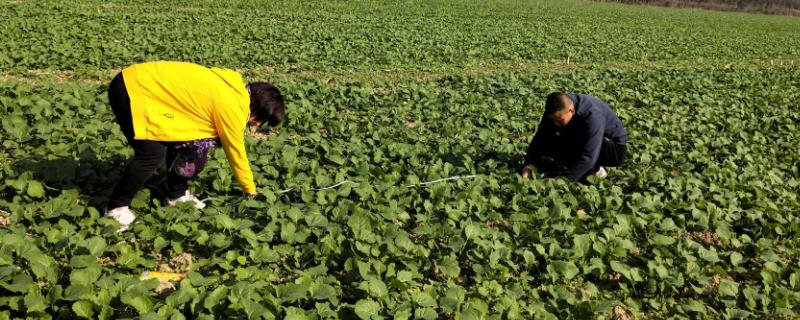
[247,82,285,128]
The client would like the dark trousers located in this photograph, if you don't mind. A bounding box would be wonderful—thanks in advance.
[532,137,627,179]
[107,73,189,208]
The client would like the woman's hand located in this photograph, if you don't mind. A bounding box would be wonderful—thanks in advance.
[520,167,531,179]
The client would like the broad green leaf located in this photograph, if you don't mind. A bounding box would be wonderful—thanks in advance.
[187,272,214,286]
[437,255,461,278]
[311,283,336,300]
[121,291,154,314]
[2,273,35,293]
[79,237,107,256]
[285,309,309,320]
[287,207,304,223]
[27,251,58,283]
[304,214,329,228]
[440,286,466,309]
[70,266,102,286]
[203,286,228,310]
[548,260,579,280]
[394,309,412,320]
[347,212,372,236]
[249,246,280,263]
[215,214,237,230]
[415,307,438,320]
[0,246,13,266]
[69,255,98,269]
[353,298,381,319]
[64,284,93,301]
[27,180,45,198]
[366,277,387,298]
[730,252,743,265]
[72,300,94,318]
[0,265,18,279]
[24,291,47,313]
[278,283,308,302]
[241,298,267,319]
[651,234,675,246]
[166,281,197,307]
[464,224,480,240]
[396,271,413,283]
[717,280,739,297]
[412,292,437,308]
[681,299,707,314]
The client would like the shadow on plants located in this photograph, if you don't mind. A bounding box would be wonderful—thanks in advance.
[10,149,130,208]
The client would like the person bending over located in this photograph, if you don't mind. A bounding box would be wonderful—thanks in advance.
[105,61,285,230]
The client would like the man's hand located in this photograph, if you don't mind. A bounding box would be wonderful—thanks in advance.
[521,167,531,179]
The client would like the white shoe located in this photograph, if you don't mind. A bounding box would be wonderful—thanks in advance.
[106,206,135,231]
[595,167,608,179]
[165,190,206,209]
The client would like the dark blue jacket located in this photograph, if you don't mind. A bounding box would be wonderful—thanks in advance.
[524,93,627,181]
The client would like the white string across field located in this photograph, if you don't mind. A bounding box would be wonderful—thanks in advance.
[275,174,479,194]
[198,174,479,205]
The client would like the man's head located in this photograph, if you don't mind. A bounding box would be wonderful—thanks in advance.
[247,82,285,128]
[544,92,575,127]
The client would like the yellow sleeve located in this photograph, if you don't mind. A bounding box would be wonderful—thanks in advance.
[212,103,256,194]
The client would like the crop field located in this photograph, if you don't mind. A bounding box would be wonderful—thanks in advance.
[1,0,799,319]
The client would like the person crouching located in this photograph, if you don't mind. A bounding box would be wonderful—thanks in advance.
[521,92,627,182]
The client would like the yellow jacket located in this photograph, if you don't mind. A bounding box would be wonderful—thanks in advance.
[122,61,255,193]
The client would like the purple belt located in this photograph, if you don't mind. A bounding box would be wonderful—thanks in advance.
[169,138,221,178]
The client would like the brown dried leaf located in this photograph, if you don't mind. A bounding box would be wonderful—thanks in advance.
[247,130,276,140]
[683,231,721,247]
[97,256,116,267]
[0,215,10,227]
[580,287,592,299]
[485,219,512,231]
[155,281,176,296]
[158,263,174,273]
[613,305,632,320]
[169,252,193,273]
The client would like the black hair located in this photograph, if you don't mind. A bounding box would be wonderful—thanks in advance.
[544,92,573,116]
[248,82,285,127]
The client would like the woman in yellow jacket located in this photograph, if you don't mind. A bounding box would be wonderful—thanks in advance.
[105,61,285,231]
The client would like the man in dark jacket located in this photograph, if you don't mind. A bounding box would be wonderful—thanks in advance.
[521,92,628,182]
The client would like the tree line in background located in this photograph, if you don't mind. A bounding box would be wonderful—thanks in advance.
[596,0,800,16]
